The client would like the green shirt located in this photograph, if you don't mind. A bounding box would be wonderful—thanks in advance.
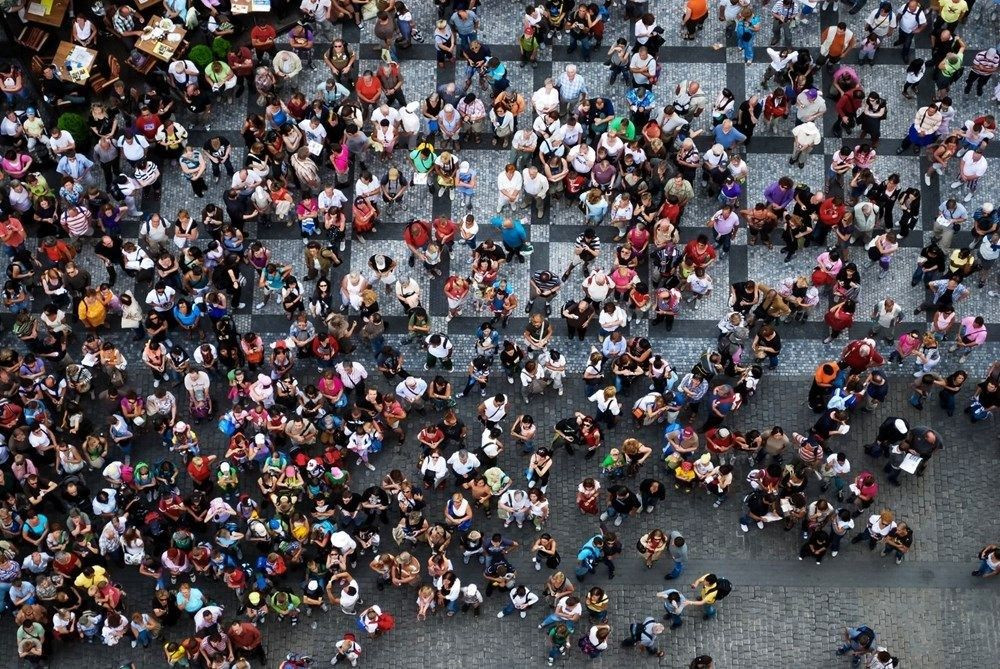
[518,35,539,53]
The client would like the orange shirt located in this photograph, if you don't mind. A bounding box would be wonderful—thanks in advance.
[687,0,708,19]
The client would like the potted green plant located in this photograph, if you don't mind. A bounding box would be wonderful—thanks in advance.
[189,44,214,70]
[57,111,89,149]
[211,36,232,61]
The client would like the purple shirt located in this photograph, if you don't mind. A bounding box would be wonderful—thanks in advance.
[764,181,793,208]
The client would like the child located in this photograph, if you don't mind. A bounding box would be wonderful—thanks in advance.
[858,32,880,66]
[674,460,697,492]
[518,26,540,67]
[423,241,443,277]
[902,58,925,99]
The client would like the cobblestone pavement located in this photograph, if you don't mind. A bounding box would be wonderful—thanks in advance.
[4,0,1000,667]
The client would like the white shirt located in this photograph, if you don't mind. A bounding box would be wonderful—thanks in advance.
[497,170,523,195]
[447,452,480,476]
[117,135,149,161]
[49,131,75,154]
[599,305,627,331]
[481,397,507,422]
[145,286,177,311]
[629,53,655,84]
[522,169,549,197]
[425,336,453,359]
[897,2,926,33]
[961,152,988,178]
[589,391,621,414]
[531,86,559,114]
[396,378,428,402]
[317,188,348,210]
[335,362,368,387]
[792,121,822,147]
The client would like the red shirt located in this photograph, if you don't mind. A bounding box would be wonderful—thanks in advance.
[403,220,431,248]
[186,459,212,483]
[251,24,277,49]
[818,198,845,227]
[134,113,162,141]
[355,76,382,103]
[0,216,26,248]
[227,46,254,77]
[433,217,457,243]
[682,240,717,267]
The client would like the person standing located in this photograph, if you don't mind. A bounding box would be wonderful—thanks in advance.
[620,617,665,657]
[688,573,729,620]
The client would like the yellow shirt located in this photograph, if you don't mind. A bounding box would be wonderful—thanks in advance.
[73,565,107,589]
[940,0,968,23]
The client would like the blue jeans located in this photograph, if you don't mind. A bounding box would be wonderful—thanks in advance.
[666,559,684,579]
[540,612,565,628]
[974,558,997,576]
[568,34,595,59]
[703,604,717,618]
[766,353,779,370]
[663,608,683,628]
[574,559,595,579]
[447,598,460,615]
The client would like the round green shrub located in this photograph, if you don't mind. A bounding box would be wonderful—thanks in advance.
[189,44,214,70]
[57,112,88,146]
[211,36,232,61]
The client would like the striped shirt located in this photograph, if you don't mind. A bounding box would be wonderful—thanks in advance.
[61,208,92,236]
[971,49,1000,76]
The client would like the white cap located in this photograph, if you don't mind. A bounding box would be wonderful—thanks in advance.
[173,421,188,432]
[982,202,994,214]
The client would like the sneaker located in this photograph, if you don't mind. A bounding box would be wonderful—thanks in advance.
[438,187,446,196]
[479,554,486,564]
[798,556,803,561]
[740,522,749,532]
[534,559,541,571]
[558,388,563,396]
[365,462,376,471]
[255,302,266,309]
[507,376,514,384]
[924,174,931,186]
[644,506,654,513]
[613,515,623,526]
[964,193,973,202]
[802,531,809,540]
[153,379,160,388]
[713,498,723,508]
[497,611,505,618]
[756,521,764,529]
[311,621,318,629]
[958,355,968,364]
[895,555,903,565]
[520,611,527,618]
[831,551,838,557]
[949,345,958,353]
[816,560,822,565]
[950,181,962,189]
[463,554,471,565]
[599,512,609,521]
[238,303,247,309]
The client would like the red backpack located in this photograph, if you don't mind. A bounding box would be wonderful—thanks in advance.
[376,612,395,632]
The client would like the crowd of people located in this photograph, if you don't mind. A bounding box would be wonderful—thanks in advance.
[0,0,998,667]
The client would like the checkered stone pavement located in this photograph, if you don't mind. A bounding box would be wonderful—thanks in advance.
[4,1,1000,667]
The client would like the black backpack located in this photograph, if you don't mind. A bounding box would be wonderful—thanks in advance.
[712,578,732,600]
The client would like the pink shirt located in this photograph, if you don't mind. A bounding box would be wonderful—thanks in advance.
[959,316,987,345]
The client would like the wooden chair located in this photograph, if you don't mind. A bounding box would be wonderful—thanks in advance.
[89,54,121,96]
[16,25,50,53]
[30,55,53,78]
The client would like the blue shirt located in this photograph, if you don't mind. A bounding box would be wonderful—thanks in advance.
[490,216,527,248]
[714,125,747,149]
